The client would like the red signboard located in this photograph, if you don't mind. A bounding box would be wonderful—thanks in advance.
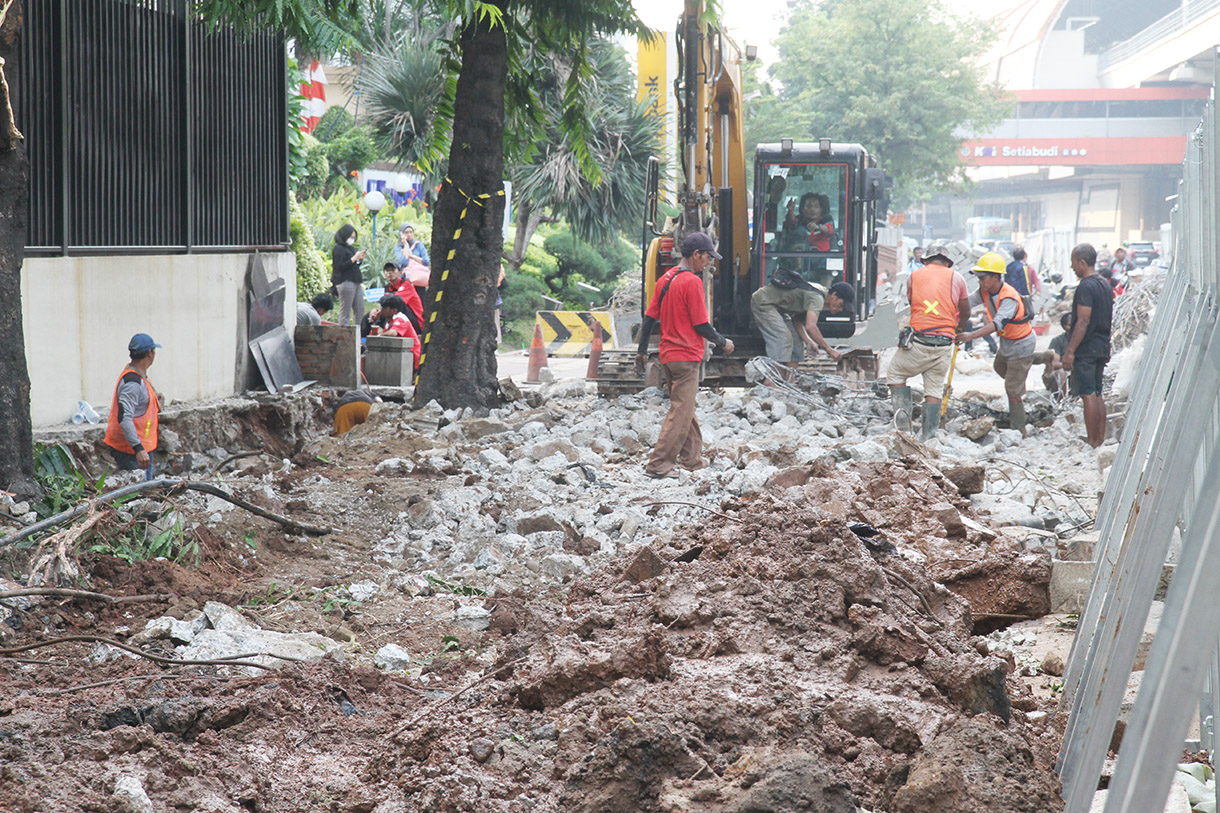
[960,137,1188,166]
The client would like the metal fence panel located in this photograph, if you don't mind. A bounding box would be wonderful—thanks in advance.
[1059,84,1220,813]
[18,0,288,254]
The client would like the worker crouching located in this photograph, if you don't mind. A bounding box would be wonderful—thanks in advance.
[956,252,1036,436]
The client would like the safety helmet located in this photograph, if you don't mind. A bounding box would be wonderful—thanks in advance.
[971,252,1006,275]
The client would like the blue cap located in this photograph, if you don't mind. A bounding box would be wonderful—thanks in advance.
[128,333,162,353]
[681,232,722,260]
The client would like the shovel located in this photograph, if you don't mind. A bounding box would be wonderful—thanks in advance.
[941,341,960,421]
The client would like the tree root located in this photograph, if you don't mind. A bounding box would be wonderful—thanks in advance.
[26,510,106,586]
[0,588,170,604]
[391,656,525,739]
[0,478,333,548]
[0,634,304,671]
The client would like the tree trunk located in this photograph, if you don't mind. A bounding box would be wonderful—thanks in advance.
[507,196,546,272]
[0,1,37,499]
[413,5,506,410]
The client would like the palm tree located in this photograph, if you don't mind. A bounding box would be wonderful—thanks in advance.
[507,39,661,272]
[409,0,651,410]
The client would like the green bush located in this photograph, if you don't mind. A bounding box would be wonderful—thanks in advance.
[543,230,610,290]
[323,128,379,191]
[600,235,639,277]
[296,133,330,200]
[290,196,329,300]
[500,266,553,348]
[537,227,637,307]
[314,106,354,142]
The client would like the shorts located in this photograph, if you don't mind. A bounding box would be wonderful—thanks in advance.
[1069,356,1107,397]
[885,341,953,399]
[752,302,803,364]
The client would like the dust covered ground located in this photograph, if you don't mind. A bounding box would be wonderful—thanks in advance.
[0,374,1109,812]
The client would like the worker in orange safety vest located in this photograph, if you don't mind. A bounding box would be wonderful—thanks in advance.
[887,245,970,440]
[102,333,162,480]
[957,252,1037,436]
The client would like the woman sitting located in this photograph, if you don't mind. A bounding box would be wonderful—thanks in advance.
[782,192,835,253]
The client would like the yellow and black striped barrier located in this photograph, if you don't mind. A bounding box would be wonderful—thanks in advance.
[534,311,617,357]
[414,177,505,387]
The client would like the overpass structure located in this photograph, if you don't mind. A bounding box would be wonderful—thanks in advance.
[923,0,1217,250]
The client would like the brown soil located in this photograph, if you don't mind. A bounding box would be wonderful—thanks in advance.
[0,396,1069,812]
[0,488,1062,812]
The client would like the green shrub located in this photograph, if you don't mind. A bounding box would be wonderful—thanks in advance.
[290,196,329,300]
[296,133,330,200]
[32,443,103,519]
[500,266,552,348]
[314,106,354,142]
[323,127,380,192]
[537,227,638,307]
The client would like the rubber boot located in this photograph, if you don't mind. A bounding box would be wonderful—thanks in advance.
[1009,400,1027,437]
[890,385,913,432]
[921,401,941,441]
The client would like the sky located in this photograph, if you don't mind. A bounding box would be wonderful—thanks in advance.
[630,0,1022,68]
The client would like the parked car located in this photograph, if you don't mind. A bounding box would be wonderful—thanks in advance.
[1129,241,1159,267]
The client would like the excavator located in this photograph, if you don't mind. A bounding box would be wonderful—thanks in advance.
[597,0,892,392]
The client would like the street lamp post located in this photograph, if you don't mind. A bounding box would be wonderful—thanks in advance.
[392,174,413,203]
[363,190,387,249]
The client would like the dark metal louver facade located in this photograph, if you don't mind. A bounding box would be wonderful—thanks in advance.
[18,0,289,255]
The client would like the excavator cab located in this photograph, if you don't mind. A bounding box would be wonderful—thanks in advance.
[747,142,885,330]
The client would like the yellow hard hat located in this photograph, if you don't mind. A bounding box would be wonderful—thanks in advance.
[971,252,1006,275]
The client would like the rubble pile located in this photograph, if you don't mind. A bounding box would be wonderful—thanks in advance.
[371,495,1064,812]
[0,378,1107,812]
[283,382,1101,599]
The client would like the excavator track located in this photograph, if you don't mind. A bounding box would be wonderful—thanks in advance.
[594,345,879,397]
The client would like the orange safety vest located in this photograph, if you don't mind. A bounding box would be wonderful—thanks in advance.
[982,282,1033,341]
[103,368,159,454]
[908,264,960,338]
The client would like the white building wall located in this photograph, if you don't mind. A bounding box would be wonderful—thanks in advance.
[21,252,296,427]
[1033,30,1101,89]
[1045,189,1082,230]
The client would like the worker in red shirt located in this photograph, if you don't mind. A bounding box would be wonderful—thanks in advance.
[634,233,735,479]
[382,262,424,332]
[370,294,421,370]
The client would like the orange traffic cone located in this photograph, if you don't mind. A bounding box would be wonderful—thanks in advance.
[586,320,604,380]
[526,321,548,383]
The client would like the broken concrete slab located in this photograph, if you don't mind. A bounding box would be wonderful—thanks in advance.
[1050,561,1176,614]
[374,643,413,671]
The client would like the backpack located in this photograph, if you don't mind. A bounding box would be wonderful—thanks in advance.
[770,267,814,291]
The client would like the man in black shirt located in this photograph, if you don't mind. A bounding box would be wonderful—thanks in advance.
[1063,243,1113,448]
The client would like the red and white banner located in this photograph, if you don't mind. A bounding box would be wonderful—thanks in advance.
[960,137,1188,166]
[299,60,328,133]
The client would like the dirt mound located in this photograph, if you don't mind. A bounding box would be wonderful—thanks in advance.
[374,494,1062,812]
[6,386,1075,812]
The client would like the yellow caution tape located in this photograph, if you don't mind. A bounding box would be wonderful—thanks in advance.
[414,178,506,387]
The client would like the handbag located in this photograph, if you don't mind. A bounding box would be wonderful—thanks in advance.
[403,257,431,287]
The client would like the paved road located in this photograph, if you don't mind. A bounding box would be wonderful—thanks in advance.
[495,349,591,382]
